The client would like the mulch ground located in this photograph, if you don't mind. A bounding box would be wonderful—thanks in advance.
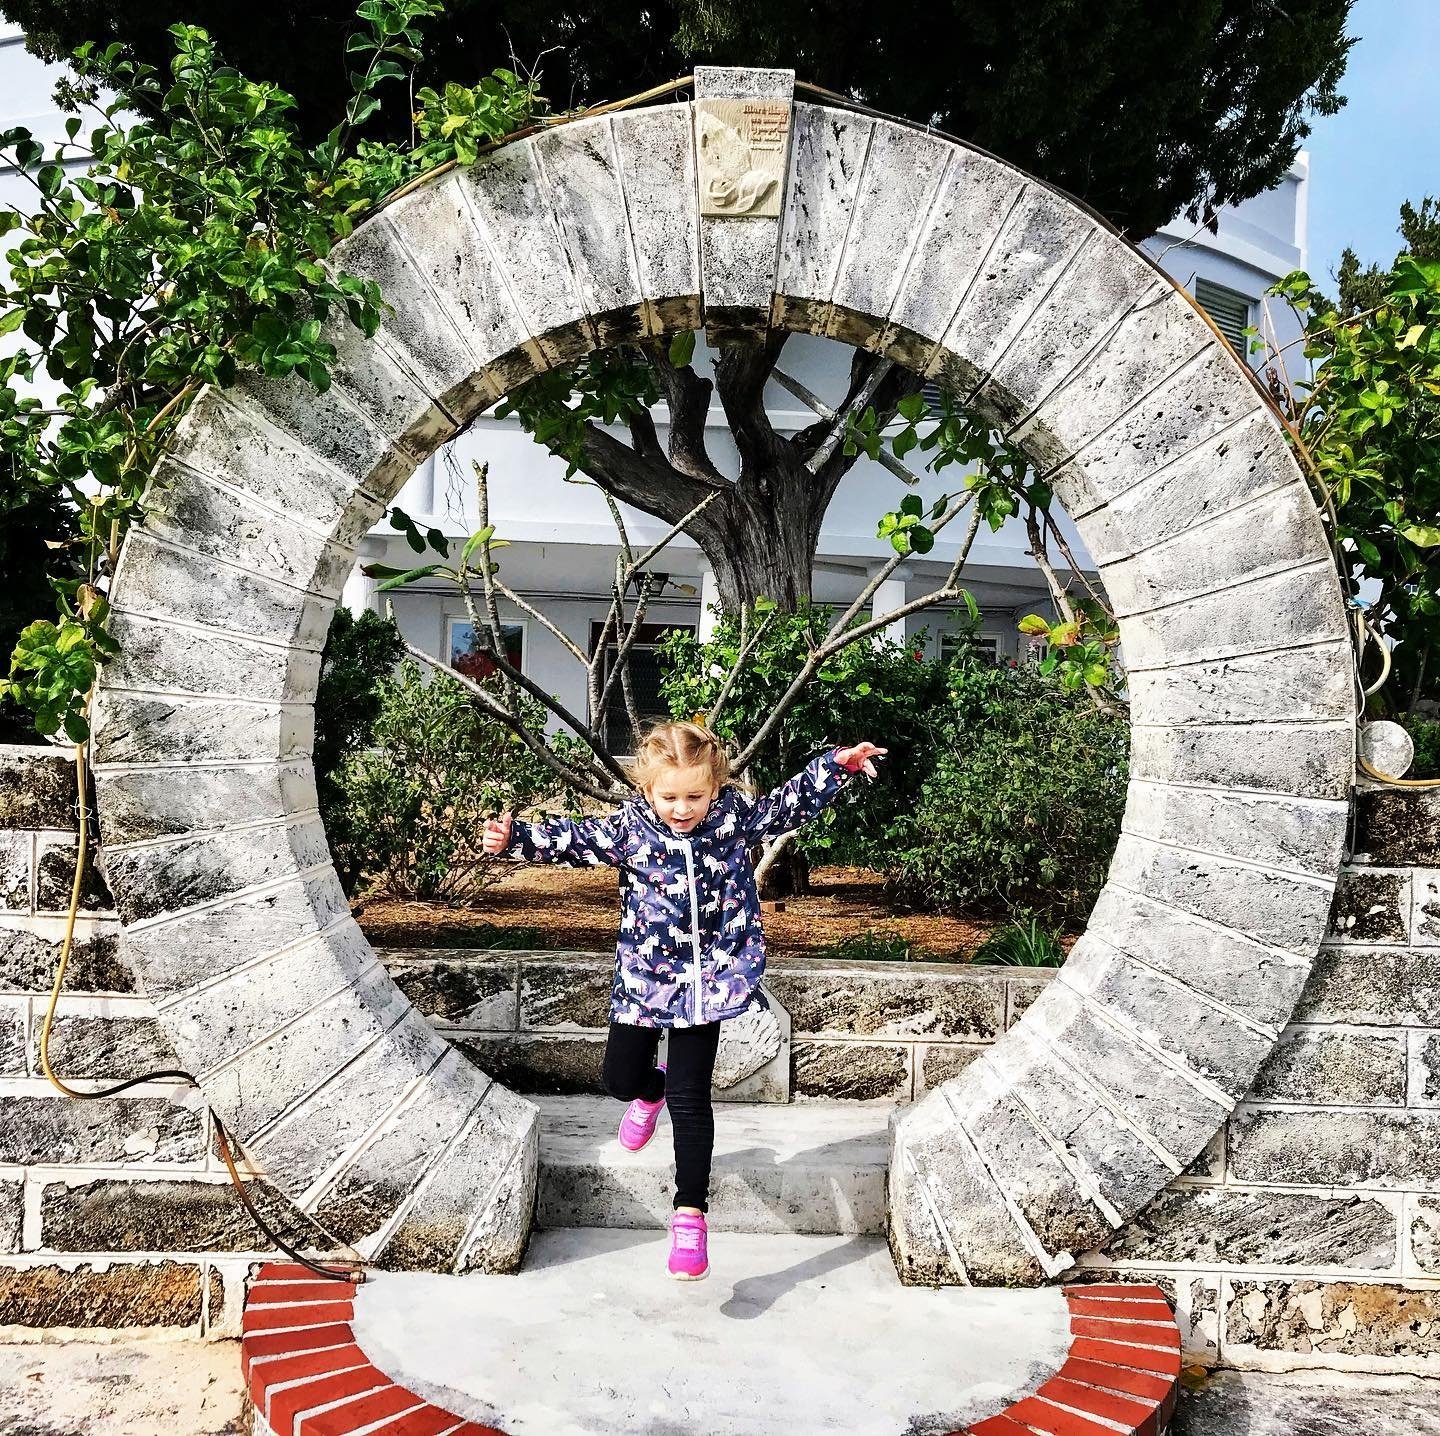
[356,864,1074,961]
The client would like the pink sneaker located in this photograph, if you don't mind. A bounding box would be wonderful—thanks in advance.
[668,1210,709,1280]
[618,1064,666,1151]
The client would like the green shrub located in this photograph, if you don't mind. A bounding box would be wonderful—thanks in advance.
[336,659,565,901]
[1400,714,1440,779]
[890,653,1129,928]
[971,916,1065,967]
[813,930,923,963]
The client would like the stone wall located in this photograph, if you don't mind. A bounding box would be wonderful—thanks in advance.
[1078,782,1440,1376]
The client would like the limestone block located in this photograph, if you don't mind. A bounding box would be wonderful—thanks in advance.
[1059,936,1274,1100]
[1006,976,1054,1027]
[1017,287,1212,478]
[165,922,376,1074]
[1415,870,1440,946]
[101,815,330,927]
[166,389,376,531]
[1108,832,1334,955]
[1327,868,1411,945]
[0,1176,19,1253]
[452,1032,607,1096]
[1098,1188,1397,1271]
[1229,1105,1440,1189]
[1116,561,1349,672]
[1294,946,1440,1027]
[226,367,416,502]
[306,1048,497,1250]
[145,457,376,597]
[827,121,952,347]
[1352,787,1440,867]
[1084,885,1310,1031]
[1121,781,1349,879]
[1411,1031,1440,1106]
[90,693,312,770]
[914,1042,986,1095]
[0,746,78,831]
[1079,408,1299,566]
[384,952,518,1029]
[533,117,647,348]
[1126,640,1355,728]
[710,987,787,1099]
[456,139,594,369]
[951,1058,1113,1260]
[695,67,793,337]
[102,610,320,705]
[1017,980,1226,1166]
[880,148,1025,374]
[120,868,351,998]
[938,187,1096,400]
[1130,724,1354,804]
[32,832,111,917]
[888,1085,1045,1286]
[34,1009,179,1080]
[96,760,316,847]
[246,1008,451,1195]
[792,1039,909,1101]
[106,532,331,654]
[771,103,874,335]
[0,999,25,1074]
[1224,1278,1440,1361]
[1410,1198,1440,1275]
[980,248,1162,433]
[200,963,414,1140]
[327,211,492,422]
[763,964,1004,1039]
[1251,1027,1407,1106]
[0,833,29,912]
[1101,481,1326,619]
[0,1091,203,1166]
[376,172,530,395]
[0,1260,207,1331]
[611,105,702,333]
[1053,347,1263,516]
[519,959,613,1029]
[0,915,128,994]
[376,1081,538,1273]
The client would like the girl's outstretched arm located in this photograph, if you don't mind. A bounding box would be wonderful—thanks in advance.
[484,809,627,867]
[737,743,887,844]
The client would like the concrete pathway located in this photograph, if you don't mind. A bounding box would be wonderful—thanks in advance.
[535,1095,891,1234]
[349,1229,1071,1436]
[0,1340,246,1435]
[1173,1368,1440,1435]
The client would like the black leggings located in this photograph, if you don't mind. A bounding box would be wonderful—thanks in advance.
[602,1019,722,1214]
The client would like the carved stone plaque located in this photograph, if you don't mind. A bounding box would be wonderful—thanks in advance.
[695,98,791,219]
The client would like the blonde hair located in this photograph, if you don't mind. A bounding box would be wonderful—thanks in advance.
[629,720,731,793]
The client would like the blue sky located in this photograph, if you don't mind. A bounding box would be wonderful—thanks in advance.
[1302,0,1440,289]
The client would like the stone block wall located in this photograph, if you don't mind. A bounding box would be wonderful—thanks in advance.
[1078,783,1440,1376]
[383,947,1050,1104]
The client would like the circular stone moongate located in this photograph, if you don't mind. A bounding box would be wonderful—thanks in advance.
[91,68,1354,1282]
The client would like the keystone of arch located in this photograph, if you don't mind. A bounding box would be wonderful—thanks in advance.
[89,67,1353,1280]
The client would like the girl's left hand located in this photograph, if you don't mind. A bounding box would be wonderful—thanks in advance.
[835,742,888,777]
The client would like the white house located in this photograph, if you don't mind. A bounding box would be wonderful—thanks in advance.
[0,24,1311,740]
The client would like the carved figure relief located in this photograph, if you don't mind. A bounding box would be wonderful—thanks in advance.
[696,98,791,218]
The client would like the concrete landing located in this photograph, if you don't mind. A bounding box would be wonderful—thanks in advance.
[348,1229,1071,1436]
[536,1094,890,1235]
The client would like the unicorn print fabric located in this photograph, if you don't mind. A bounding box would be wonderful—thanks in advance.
[504,748,854,1027]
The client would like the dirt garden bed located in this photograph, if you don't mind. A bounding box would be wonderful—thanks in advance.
[355,864,1077,961]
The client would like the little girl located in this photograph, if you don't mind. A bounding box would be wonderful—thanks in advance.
[481,720,886,1281]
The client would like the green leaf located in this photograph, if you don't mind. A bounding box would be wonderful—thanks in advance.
[1017,614,1051,637]
[899,494,923,517]
[667,330,696,367]
[376,563,444,590]
[1398,523,1440,547]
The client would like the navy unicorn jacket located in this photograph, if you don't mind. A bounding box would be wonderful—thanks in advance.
[504,748,855,1027]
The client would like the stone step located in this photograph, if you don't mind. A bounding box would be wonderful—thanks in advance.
[534,1094,892,1235]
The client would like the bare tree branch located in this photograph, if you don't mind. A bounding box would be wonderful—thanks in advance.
[708,607,778,730]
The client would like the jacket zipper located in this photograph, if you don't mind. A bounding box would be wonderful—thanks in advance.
[682,838,703,1025]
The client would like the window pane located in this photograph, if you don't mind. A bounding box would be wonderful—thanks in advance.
[449,620,523,682]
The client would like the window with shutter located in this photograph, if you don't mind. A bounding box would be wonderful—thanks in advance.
[1194,277,1254,356]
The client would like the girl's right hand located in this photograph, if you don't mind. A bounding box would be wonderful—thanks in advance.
[482,813,513,856]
